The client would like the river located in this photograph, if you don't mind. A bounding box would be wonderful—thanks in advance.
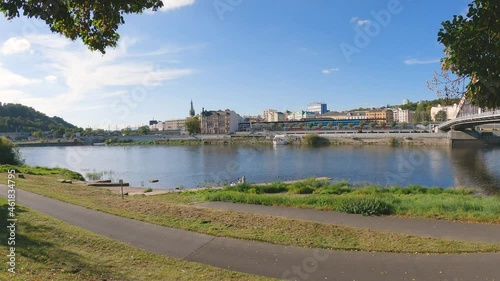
[19,145,500,195]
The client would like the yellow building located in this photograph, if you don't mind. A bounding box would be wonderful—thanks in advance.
[366,109,394,123]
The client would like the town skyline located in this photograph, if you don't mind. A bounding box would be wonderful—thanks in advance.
[0,0,470,129]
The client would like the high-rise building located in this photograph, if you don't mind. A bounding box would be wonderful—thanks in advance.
[307,102,327,115]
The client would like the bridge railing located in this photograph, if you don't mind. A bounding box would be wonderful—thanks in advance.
[438,109,500,129]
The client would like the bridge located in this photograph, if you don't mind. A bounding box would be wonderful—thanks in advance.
[437,96,500,131]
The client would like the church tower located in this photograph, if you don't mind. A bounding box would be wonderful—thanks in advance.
[189,100,195,117]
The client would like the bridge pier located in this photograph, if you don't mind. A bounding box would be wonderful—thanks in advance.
[448,130,500,147]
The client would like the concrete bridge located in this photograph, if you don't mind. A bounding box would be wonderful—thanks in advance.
[438,96,500,131]
[438,109,500,131]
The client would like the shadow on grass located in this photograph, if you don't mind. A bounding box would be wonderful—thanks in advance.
[0,203,127,279]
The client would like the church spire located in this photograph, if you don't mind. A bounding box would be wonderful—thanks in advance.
[189,100,195,117]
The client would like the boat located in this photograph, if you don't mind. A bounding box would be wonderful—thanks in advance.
[273,135,288,145]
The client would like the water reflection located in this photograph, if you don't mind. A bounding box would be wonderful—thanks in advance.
[450,147,500,195]
[18,145,500,194]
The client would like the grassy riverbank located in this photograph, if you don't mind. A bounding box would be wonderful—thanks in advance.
[5,170,500,254]
[0,165,84,181]
[0,197,271,281]
[200,179,500,223]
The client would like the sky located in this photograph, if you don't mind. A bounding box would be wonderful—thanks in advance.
[0,0,471,129]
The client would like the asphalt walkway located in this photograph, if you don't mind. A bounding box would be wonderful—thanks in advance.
[195,201,500,243]
[1,186,499,281]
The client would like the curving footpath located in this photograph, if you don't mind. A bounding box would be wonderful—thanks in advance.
[195,201,500,243]
[1,186,499,281]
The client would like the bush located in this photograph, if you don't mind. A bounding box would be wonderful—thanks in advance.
[288,186,315,194]
[338,197,393,216]
[390,137,401,146]
[0,137,23,165]
[144,187,153,193]
[303,134,329,146]
[257,182,288,194]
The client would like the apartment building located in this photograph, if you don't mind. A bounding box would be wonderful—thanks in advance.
[149,119,187,134]
[366,109,394,123]
[397,110,413,124]
[262,109,285,122]
[201,109,241,134]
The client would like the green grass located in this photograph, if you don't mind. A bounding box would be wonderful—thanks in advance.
[0,165,84,181]
[9,173,500,254]
[201,179,500,222]
[0,197,272,281]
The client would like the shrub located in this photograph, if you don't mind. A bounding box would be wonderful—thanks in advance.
[390,137,401,146]
[315,184,352,195]
[338,197,393,216]
[257,182,288,194]
[144,187,153,193]
[0,137,23,165]
[303,134,329,146]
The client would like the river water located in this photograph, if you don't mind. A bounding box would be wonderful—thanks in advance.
[19,145,500,195]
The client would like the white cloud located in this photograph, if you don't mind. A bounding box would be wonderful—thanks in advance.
[357,20,371,26]
[160,0,195,12]
[1,37,31,55]
[0,65,40,88]
[26,34,72,51]
[6,34,195,118]
[45,75,57,82]
[322,68,340,74]
[404,58,440,65]
[350,17,359,23]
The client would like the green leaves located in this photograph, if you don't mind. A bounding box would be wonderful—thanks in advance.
[438,0,500,109]
[0,0,164,54]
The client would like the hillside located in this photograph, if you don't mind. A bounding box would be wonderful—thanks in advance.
[0,103,78,133]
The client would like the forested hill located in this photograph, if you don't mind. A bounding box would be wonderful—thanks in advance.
[0,103,78,133]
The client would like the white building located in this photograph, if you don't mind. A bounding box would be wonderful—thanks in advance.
[262,109,277,122]
[149,119,187,134]
[430,104,459,121]
[398,109,413,124]
[287,110,316,121]
[307,102,327,115]
[269,111,285,122]
[403,99,410,105]
[149,122,163,131]
[392,109,400,122]
[262,109,285,122]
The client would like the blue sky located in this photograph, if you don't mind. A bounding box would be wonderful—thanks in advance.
[0,0,470,129]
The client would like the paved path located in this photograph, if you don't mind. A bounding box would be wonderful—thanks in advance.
[195,202,500,243]
[1,186,499,281]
